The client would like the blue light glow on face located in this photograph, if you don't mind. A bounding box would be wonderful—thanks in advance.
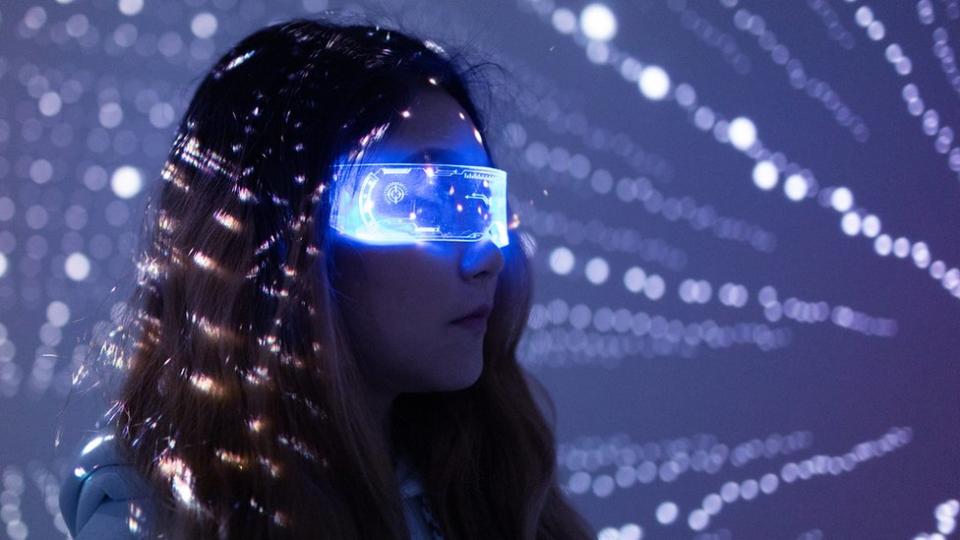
[329,163,509,248]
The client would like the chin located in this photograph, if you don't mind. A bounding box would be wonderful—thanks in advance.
[442,353,484,391]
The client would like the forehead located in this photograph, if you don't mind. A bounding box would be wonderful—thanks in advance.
[363,84,492,167]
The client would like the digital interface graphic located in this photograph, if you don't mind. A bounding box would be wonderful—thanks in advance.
[1,0,958,538]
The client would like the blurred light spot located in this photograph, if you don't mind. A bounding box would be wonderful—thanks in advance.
[579,3,618,42]
[551,8,577,34]
[29,159,53,184]
[99,102,124,129]
[38,92,62,116]
[874,234,892,256]
[644,274,666,300]
[191,13,218,39]
[639,66,670,100]
[656,501,678,524]
[728,117,757,151]
[861,214,881,237]
[841,212,861,236]
[118,0,144,16]
[784,174,808,201]
[624,266,646,293]
[688,508,710,531]
[111,165,143,199]
[830,186,853,212]
[585,257,610,284]
[47,301,70,327]
[65,252,92,281]
[549,246,575,275]
[752,160,778,190]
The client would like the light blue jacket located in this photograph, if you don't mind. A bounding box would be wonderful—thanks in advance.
[59,430,445,539]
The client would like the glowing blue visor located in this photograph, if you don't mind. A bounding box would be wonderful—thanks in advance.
[329,163,509,248]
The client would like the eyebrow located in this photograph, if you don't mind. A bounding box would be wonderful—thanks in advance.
[401,147,492,166]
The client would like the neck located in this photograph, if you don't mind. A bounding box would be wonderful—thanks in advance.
[359,376,398,454]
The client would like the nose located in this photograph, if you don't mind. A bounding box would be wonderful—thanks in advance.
[459,237,505,284]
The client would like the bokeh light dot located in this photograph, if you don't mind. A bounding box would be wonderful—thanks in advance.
[874,234,892,256]
[639,66,670,100]
[579,3,618,42]
[585,257,610,284]
[656,501,678,525]
[549,246,575,275]
[830,186,853,212]
[688,509,710,531]
[752,160,779,190]
[46,301,71,327]
[99,102,124,129]
[38,92,62,116]
[644,274,666,300]
[64,252,91,281]
[191,12,219,39]
[784,174,808,201]
[861,214,881,237]
[624,266,647,293]
[841,212,861,236]
[551,8,577,34]
[110,165,143,199]
[118,0,144,16]
[728,117,757,151]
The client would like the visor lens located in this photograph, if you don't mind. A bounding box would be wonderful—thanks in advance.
[330,163,509,247]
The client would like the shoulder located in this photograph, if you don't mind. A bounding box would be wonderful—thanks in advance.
[59,429,158,539]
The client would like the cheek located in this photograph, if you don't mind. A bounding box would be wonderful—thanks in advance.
[350,269,450,357]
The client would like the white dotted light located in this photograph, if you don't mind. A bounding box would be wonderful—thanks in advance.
[111,165,143,199]
[624,266,647,293]
[149,102,176,129]
[38,91,62,116]
[694,107,715,130]
[585,257,610,284]
[728,116,757,151]
[831,187,854,212]
[191,12,219,39]
[874,234,893,256]
[841,212,861,236]
[46,300,71,327]
[656,501,679,525]
[0,253,8,279]
[675,83,696,107]
[617,523,643,540]
[65,252,92,281]
[861,214,881,237]
[586,41,610,64]
[752,160,779,190]
[688,509,710,531]
[912,242,931,268]
[720,481,739,503]
[118,0,144,16]
[29,159,53,184]
[551,8,577,34]
[639,66,671,101]
[893,237,911,258]
[99,102,124,129]
[579,3,618,42]
[644,274,666,300]
[784,174,808,201]
[549,246,575,275]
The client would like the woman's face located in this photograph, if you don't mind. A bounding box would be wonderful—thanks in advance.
[328,83,506,402]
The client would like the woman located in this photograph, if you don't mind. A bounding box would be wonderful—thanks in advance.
[59,17,595,540]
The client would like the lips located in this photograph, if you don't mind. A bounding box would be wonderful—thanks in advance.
[451,304,492,323]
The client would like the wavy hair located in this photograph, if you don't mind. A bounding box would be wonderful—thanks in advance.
[82,16,594,540]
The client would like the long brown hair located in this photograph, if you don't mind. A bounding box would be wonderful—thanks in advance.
[88,16,594,539]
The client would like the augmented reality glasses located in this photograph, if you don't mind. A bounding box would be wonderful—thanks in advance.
[329,163,509,248]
